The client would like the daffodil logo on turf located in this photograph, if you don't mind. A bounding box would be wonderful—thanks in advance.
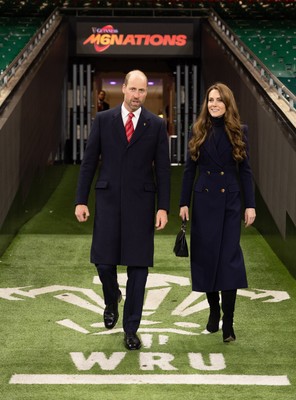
[0,273,291,386]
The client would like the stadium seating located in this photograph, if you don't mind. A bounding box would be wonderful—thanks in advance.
[0,1,295,96]
[227,20,296,94]
[0,17,42,73]
[0,1,295,19]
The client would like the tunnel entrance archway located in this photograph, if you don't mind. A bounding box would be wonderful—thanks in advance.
[67,58,199,164]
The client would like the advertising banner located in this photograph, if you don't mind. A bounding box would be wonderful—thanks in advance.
[76,21,195,56]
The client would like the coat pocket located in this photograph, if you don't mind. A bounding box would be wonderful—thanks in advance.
[95,180,108,189]
[194,180,205,193]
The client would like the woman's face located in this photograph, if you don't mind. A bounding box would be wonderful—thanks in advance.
[207,89,226,118]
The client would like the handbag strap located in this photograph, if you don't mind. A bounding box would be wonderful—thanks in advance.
[181,219,187,232]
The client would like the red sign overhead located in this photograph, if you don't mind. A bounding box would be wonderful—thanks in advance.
[76,21,195,56]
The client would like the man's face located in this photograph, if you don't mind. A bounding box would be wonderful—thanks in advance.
[122,74,148,112]
[98,91,105,101]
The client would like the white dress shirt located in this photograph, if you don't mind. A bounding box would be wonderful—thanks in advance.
[121,104,141,131]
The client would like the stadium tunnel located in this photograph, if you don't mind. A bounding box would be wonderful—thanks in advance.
[0,1,295,277]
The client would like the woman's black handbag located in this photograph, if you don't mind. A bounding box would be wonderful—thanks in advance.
[173,220,189,257]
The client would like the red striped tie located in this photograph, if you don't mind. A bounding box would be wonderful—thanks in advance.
[125,112,134,142]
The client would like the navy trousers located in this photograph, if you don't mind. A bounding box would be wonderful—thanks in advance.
[96,264,148,334]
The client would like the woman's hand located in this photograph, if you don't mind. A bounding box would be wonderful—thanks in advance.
[179,206,189,222]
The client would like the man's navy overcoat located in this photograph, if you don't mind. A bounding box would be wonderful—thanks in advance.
[180,125,255,292]
[75,105,170,267]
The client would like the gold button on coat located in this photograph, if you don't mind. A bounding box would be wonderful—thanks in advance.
[220,188,225,193]
[220,171,224,175]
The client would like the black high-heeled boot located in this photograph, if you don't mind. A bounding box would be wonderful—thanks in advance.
[206,291,221,333]
[221,289,237,342]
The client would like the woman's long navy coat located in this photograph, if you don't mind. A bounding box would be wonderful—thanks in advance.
[75,105,170,267]
[180,125,255,292]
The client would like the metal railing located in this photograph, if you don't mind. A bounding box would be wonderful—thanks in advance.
[0,9,61,92]
[59,6,208,18]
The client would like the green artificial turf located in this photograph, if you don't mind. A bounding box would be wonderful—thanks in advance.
[0,165,295,399]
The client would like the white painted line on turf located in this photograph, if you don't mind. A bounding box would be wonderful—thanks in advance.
[56,319,90,334]
[9,374,290,386]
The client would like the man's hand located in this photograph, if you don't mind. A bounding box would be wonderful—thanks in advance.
[155,209,168,230]
[244,208,256,228]
[75,205,90,222]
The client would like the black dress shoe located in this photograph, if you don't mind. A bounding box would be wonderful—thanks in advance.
[103,290,122,330]
[124,333,141,350]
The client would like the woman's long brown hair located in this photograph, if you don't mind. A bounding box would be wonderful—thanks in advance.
[188,83,247,162]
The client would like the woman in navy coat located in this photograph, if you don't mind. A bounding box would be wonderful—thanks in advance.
[179,83,256,342]
[75,70,170,350]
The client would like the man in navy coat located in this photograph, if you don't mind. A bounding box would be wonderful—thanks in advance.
[75,70,170,350]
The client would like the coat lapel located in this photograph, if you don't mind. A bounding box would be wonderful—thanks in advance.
[203,134,223,167]
[217,131,232,158]
[112,106,127,147]
[203,130,233,167]
[112,106,150,147]
[129,108,150,145]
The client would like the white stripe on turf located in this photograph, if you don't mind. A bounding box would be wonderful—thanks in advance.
[9,374,290,385]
